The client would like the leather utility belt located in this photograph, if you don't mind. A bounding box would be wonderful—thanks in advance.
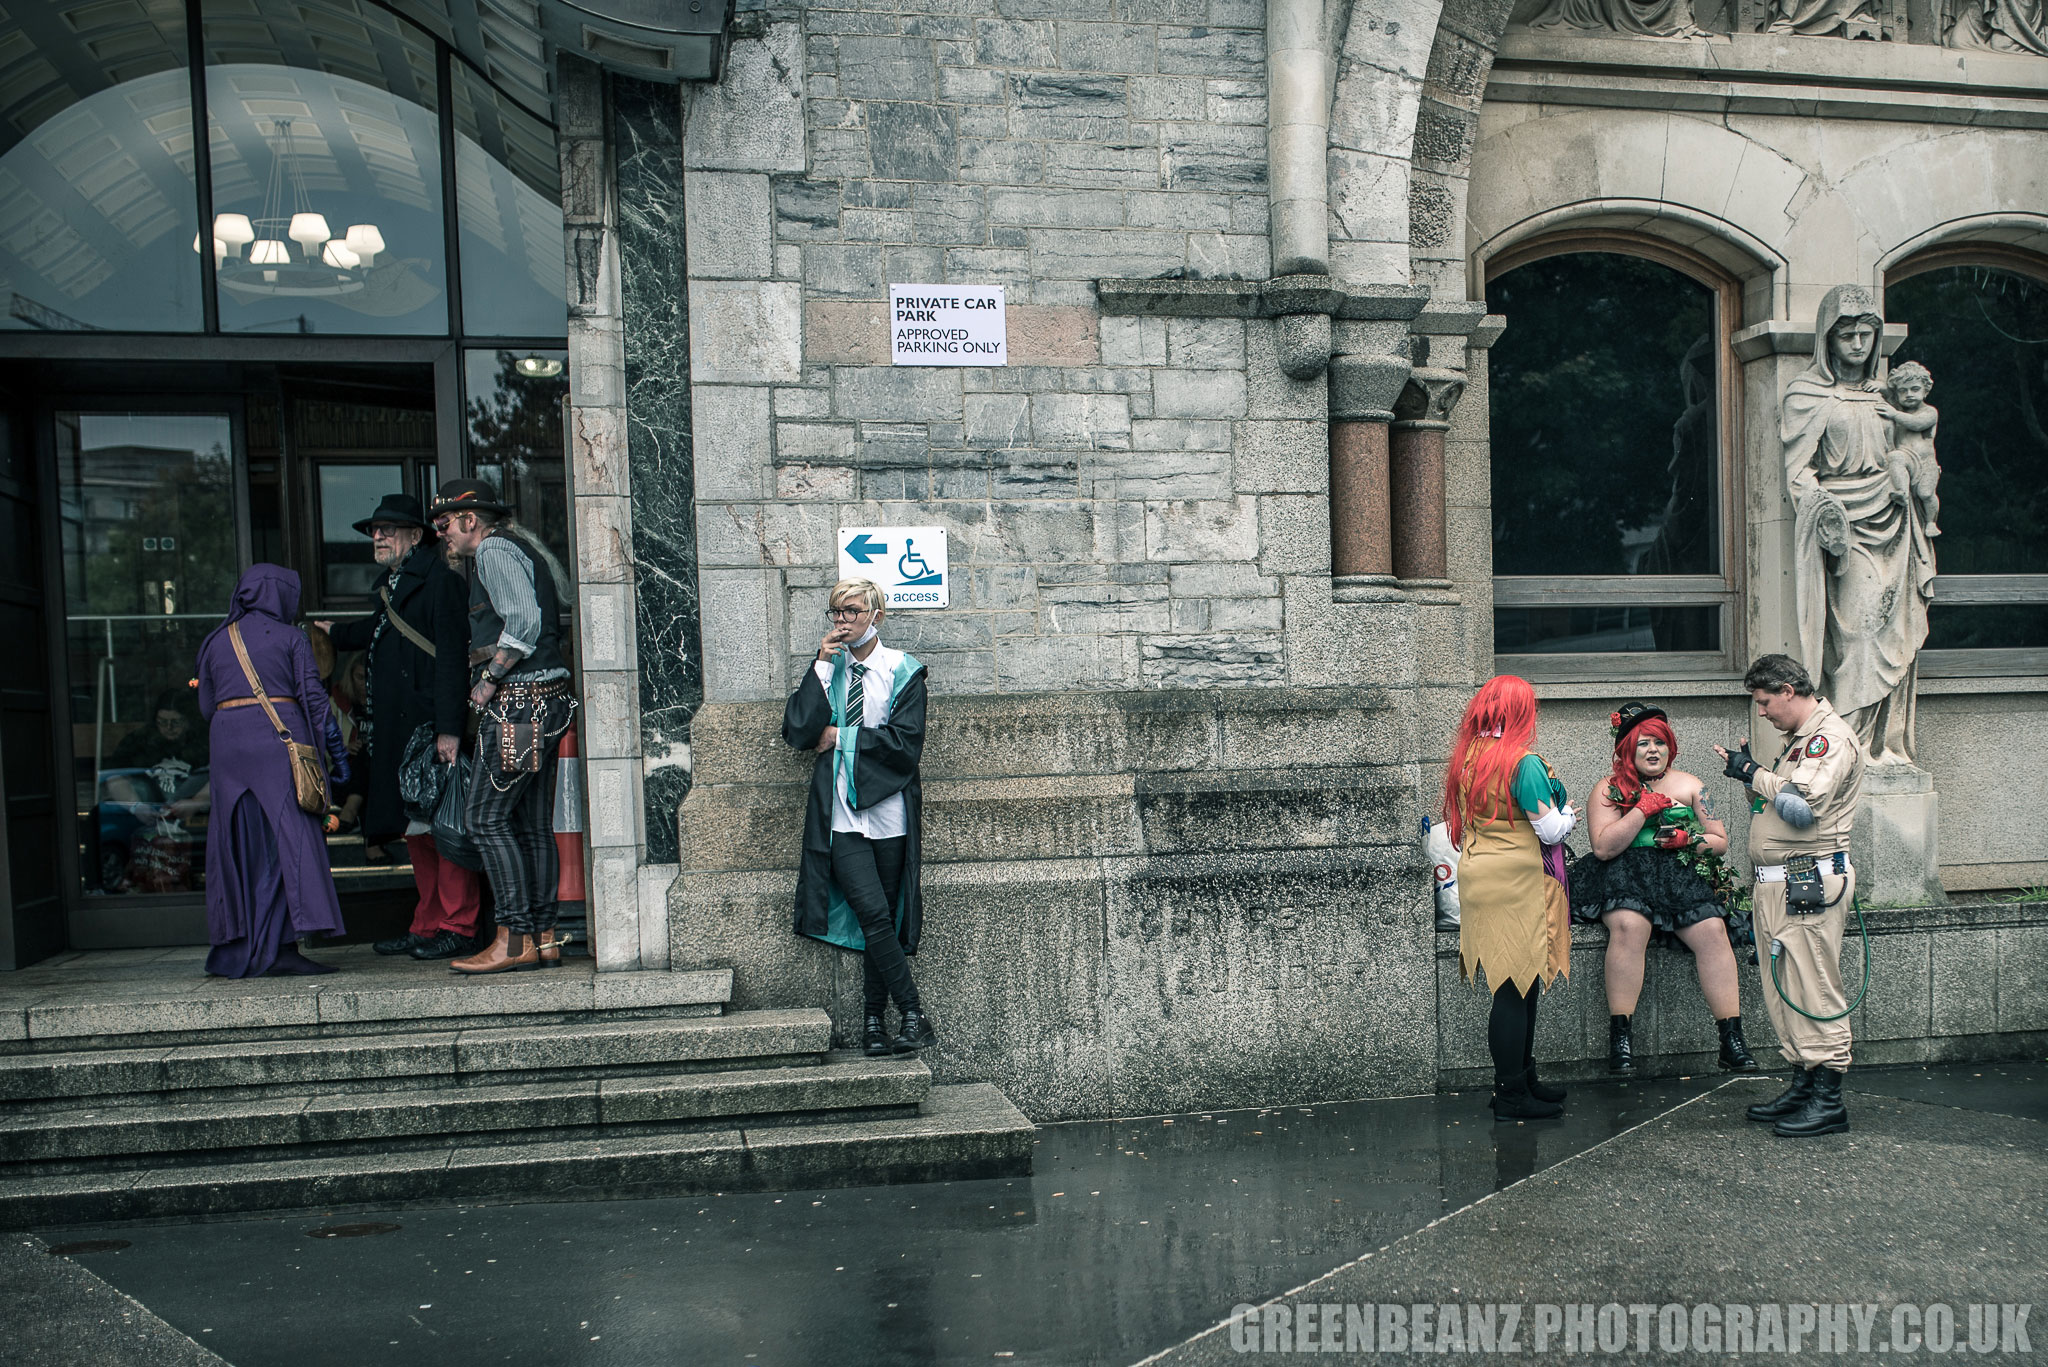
[1755,851,1848,915]
[490,676,573,701]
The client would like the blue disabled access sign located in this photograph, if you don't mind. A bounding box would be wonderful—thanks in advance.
[837,526,949,609]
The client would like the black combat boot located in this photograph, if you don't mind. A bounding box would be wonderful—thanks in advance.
[1607,1015,1636,1074]
[1745,1066,1814,1123]
[1523,1054,1567,1104]
[1489,1069,1563,1121]
[893,1008,938,1053]
[862,1014,894,1058]
[1716,1016,1758,1072]
[1774,1065,1849,1138]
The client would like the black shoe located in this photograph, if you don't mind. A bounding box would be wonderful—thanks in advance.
[893,1008,937,1053]
[1523,1058,1567,1104]
[1607,1015,1635,1074]
[409,929,475,961]
[1774,1065,1849,1138]
[1746,1066,1814,1123]
[863,1013,895,1058]
[1716,1016,1759,1072]
[375,932,432,956]
[1489,1070,1563,1121]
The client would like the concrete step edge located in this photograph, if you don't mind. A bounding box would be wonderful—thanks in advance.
[0,1009,837,1105]
[0,1082,1034,1229]
[0,1055,936,1163]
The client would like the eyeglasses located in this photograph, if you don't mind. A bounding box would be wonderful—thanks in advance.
[369,524,405,538]
[825,606,872,620]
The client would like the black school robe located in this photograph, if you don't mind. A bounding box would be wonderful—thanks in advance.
[327,543,469,844]
[783,648,927,954]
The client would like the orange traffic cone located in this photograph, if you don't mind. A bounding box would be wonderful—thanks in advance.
[554,722,587,904]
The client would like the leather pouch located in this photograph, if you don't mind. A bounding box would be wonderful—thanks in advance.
[1785,854,1828,915]
[499,720,543,774]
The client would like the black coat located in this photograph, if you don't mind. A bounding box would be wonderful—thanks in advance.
[783,655,927,954]
[328,544,469,843]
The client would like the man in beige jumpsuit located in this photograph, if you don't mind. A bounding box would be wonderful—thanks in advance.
[1714,653,1867,1139]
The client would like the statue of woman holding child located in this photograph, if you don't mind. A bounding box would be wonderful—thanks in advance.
[1781,285,1940,765]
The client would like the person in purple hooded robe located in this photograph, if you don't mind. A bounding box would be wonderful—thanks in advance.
[195,564,347,976]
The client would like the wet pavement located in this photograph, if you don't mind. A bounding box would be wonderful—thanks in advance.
[9,1062,2043,1366]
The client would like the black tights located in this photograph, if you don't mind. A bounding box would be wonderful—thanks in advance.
[829,832,921,1016]
[1487,979,1543,1085]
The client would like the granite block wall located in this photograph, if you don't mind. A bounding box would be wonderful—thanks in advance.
[678,2,1454,705]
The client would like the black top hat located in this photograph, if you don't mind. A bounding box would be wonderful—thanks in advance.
[429,478,512,518]
[351,493,432,536]
[1608,700,1669,742]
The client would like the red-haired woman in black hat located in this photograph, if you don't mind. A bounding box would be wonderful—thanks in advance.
[1573,701,1756,1075]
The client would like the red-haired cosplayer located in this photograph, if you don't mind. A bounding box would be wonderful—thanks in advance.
[1442,675,1576,1120]
[1571,701,1756,1075]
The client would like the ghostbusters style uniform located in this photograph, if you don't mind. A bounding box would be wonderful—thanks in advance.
[1743,698,1866,1072]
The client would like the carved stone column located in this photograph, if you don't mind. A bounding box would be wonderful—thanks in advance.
[1389,367,1466,586]
[1327,350,1412,590]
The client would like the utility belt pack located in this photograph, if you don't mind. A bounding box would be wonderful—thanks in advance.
[1755,851,1848,915]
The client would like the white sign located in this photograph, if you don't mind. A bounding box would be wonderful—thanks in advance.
[837,527,949,609]
[890,284,1006,366]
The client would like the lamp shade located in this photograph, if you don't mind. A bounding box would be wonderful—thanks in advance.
[322,240,360,269]
[288,212,331,249]
[250,239,290,265]
[343,224,385,261]
[213,213,255,246]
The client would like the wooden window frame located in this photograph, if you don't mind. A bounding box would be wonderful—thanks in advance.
[1886,250,2048,680]
[1483,233,1747,682]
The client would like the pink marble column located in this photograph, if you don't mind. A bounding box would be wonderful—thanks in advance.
[1389,368,1465,585]
[1329,419,1393,579]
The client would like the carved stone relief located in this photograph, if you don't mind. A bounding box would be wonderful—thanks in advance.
[1511,0,2046,47]
[1780,285,1939,764]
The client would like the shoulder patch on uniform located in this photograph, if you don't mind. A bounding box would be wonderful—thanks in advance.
[1805,735,1829,758]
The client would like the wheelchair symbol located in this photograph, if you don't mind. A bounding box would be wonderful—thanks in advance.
[896,538,942,586]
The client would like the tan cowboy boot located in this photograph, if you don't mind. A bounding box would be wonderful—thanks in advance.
[537,927,562,968]
[449,928,540,975]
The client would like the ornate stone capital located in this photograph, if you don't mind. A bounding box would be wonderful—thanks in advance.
[1392,367,1468,430]
[1328,353,1411,422]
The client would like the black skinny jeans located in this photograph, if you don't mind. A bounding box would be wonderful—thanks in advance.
[829,831,920,1016]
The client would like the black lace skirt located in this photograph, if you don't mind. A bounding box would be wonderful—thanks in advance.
[1569,846,1754,954]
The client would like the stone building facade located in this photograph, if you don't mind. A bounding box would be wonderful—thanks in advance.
[551,0,2048,1119]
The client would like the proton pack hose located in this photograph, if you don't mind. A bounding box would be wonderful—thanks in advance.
[1768,897,1872,1022]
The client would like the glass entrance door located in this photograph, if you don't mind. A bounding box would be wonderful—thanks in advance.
[57,412,241,932]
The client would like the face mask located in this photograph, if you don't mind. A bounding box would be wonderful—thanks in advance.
[851,623,879,648]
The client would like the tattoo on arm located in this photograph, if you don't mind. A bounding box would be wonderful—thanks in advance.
[1697,789,1718,821]
[491,647,527,676]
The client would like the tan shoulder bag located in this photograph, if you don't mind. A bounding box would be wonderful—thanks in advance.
[228,621,329,816]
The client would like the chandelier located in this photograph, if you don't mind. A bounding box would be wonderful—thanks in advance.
[193,118,388,298]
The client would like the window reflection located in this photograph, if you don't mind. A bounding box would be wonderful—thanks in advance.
[318,463,405,598]
[453,65,567,338]
[204,0,446,334]
[466,347,571,580]
[1487,252,1721,578]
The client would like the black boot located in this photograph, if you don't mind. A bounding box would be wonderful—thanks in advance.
[1524,1057,1567,1104]
[1489,1069,1563,1121]
[374,931,432,956]
[862,1013,894,1058]
[1745,1066,1814,1123]
[409,929,474,961]
[1607,1015,1636,1074]
[1716,1016,1758,1072]
[1774,1065,1849,1137]
[893,1008,937,1053]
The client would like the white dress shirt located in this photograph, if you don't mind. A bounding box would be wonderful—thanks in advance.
[811,642,908,839]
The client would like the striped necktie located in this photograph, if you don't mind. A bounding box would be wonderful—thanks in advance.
[844,662,865,726]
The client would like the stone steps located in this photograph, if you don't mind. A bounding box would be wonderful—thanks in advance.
[0,1083,1034,1229]
[0,1052,934,1168]
[0,1010,833,1111]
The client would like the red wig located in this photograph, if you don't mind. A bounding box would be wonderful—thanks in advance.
[1441,674,1538,848]
[1608,716,1678,806]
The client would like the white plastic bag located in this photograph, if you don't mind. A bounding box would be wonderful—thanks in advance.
[1422,815,1461,928]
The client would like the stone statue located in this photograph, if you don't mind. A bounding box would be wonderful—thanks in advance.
[1879,360,1941,538]
[1767,0,1881,35]
[1780,285,1936,764]
[1944,0,2048,54]
[1525,0,1707,37]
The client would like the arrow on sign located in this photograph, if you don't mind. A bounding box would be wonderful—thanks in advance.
[844,533,887,564]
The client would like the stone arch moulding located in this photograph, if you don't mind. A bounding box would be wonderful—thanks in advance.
[1471,200,1789,327]
[1878,214,2048,281]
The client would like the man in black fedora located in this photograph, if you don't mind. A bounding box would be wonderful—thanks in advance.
[431,479,576,976]
[315,493,476,959]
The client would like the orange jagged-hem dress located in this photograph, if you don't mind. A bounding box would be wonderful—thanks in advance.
[1456,749,1572,996]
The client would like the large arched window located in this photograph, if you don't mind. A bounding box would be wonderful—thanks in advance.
[1883,253,2048,675]
[1484,241,1739,676]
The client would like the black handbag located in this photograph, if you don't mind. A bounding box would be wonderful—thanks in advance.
[398,723,446,825]
[432,754,483,870]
